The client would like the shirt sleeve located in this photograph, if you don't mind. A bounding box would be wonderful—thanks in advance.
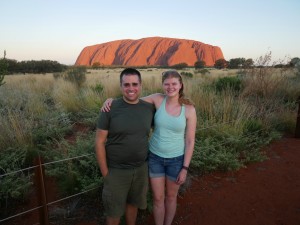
[97,111,110,130]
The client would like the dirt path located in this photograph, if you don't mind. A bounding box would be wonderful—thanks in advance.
[146,137,300,225]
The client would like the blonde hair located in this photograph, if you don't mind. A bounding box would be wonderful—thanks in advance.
[162,70,195,106]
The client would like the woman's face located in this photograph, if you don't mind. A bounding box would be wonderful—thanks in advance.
[162,77,182,97]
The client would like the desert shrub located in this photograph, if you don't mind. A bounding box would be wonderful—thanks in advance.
[53,72,62,79]
[214,59,228,69]
[192,137,242,172]
[214,76,242,93]
[295,61,300,76]
[268,108,297,134]
[0,58,8,86]
[45,133,101,196]
[0,103,72,149]
[241,51,290,99]
[191,120,279,174]
[91,83,104,94]
[64,66,87,88]
[32,111,72,145]
[243,119,263,134]
[195,68,210,75]
[194,60,206,69]
[181,71,193,78]
[53,66,87,88]
[171,62,188,70]
[0,74,5,87]
[0,146,34,207]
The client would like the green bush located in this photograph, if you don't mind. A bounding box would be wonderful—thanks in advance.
[64,66,87,88]
[195,68,210,75]
[243,119,263,134]
[214,59,228,69]
[181,71,193,78]
[194,60,206,69]
[171,62,188,70]
[45,133,102,196]
[0,58,8,86]
[91,83,104,94]
[0,147,34,206]
[215,76,242,93]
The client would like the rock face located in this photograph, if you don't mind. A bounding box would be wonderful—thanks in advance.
[75,37,224,67]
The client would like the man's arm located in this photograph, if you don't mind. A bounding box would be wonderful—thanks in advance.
[95,129,109,177]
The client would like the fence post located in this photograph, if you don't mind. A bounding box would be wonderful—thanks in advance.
[296,96,300,138]
[34,156,49,225]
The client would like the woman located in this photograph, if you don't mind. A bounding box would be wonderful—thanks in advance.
[102,70,197,225]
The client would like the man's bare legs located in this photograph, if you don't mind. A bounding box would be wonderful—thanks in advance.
[125,204,138,225]
[106,217,120,225]
[106,204,138,225]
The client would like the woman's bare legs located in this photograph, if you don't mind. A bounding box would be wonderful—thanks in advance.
[164,178,180,225]
[150,177,180,225]
[150,177,166,225]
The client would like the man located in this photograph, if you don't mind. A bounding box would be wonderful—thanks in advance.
[95,68,155,225]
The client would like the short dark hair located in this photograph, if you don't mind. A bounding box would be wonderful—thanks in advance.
[120,68,141,84]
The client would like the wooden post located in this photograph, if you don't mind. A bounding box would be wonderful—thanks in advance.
[34,156,49,225]
[296,96,300,138]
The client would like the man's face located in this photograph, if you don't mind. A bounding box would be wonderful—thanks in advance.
[120,74,141,104]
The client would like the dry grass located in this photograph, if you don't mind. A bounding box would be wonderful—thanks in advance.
[1,67,298,148]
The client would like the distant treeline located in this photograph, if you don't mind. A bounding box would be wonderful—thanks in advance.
[0,58,68,74]
[1,55,299,76]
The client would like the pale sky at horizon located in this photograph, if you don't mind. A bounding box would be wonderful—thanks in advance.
[1,0,300,65]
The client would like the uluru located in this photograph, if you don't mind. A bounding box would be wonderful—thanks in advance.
[75,37,224,67]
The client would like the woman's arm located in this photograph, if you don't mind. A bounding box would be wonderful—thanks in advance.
[141,93,164,107]
[183,105,197,167]
[101,98,114,112]
[176,105,197,185]
[101,93,164,112]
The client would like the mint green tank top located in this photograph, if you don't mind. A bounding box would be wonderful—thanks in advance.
[149,97,186,158]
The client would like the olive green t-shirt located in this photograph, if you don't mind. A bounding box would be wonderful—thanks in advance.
[97,98,155,169]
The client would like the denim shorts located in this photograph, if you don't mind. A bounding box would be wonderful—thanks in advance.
[148,152,184,181]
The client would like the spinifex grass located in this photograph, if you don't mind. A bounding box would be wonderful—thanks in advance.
[0,65,299,205]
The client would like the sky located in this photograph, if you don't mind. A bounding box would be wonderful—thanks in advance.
[1,0,300,65]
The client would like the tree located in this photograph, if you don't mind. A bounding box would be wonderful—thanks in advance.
[92,62,101,69]
[214,59,228,69]
[243,58,254,68]
[228,58,245,69]
[287,57,300,76]
[289,57,300,67]
[171,62,188,70]
[0,51,7,86]
[194,60,206,69]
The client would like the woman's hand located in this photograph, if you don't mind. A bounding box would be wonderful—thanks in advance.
[101,98,114,112]
[176,169,187,185]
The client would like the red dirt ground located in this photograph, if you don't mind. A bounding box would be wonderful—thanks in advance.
[145,137,300,225]
[2,137,300,225]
